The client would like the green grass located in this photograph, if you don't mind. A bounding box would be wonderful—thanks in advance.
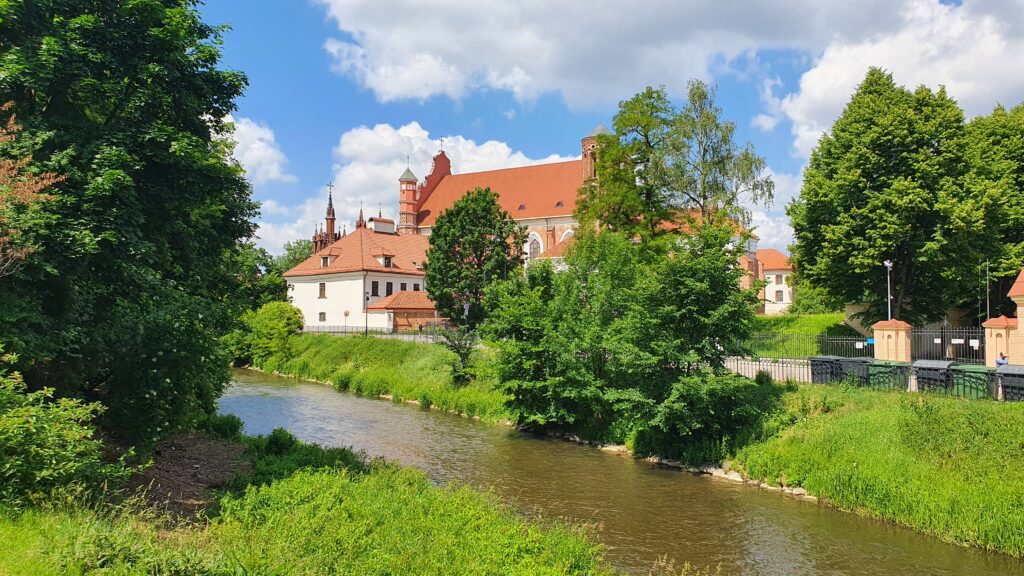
[256,334,510,422]
[0,429,611,575]
[751,312,856,336]
[735,384,1024,556]
[747,313,863,358]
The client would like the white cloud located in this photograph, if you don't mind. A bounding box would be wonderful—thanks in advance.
[779,0,1024,157]
[255,122,577,253]
[751,76,783,132]
[228,115,297,184]
[314,0,909,108]
[745,167,800,251]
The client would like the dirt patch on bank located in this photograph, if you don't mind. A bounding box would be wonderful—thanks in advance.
[129,433,251,518]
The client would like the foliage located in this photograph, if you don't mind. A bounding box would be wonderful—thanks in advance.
[0,429,611,575]
[736,384,1024,556]
[0,349,128,507]
[485,226,759,451]
[788,68,1019,324]
[270,238,313,276]
[0,102,61,278]
[226,302,303,366]
[576,82,773,242]
[437,325,478,386]
[785,275,842,315]
[0,0,256,444]
[425,187,526,328]
[252,334,509,422]
[229,241,286,312]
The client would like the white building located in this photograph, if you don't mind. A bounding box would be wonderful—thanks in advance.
[284,208,434,332]
[758,248,794,315]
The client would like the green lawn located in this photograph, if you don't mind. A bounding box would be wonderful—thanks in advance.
[747,313,864,358]
[735,384,1024,556]
[0,430,611,575]
[256,334,510,422]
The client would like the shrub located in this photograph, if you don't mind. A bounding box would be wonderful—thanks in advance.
[227,302,304,365]
[0,350,129,507]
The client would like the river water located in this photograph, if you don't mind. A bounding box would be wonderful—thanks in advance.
[220,369,1023,575]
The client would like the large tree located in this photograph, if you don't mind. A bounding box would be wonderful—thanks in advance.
[0,0,256,442]
[576,81,773,242]
[425,187,525,328]
[788,68,999,325]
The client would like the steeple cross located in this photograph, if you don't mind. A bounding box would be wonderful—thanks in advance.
[327,182,335,195]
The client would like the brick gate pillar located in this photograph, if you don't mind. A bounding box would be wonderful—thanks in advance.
[872,319,913,363]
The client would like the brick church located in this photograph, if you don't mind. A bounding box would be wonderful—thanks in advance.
[285,126,762,331]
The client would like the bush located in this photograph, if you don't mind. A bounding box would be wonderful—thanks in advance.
[0,351,129,507]
[227,302,304,365]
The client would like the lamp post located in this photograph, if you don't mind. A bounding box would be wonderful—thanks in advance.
[883,260,893,320]
[364,291,370,336]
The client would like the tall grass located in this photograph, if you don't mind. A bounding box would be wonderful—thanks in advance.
[736,385,1024,556]
[751,312,857,336]
[0,430,612,575]
[255,334,510,422]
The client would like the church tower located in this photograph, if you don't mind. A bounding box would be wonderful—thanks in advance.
[325,187,336,240]
[397,167,418,235]
[582,124,611,180]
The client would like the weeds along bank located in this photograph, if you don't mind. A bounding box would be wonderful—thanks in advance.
[0,424,611,575]
[250,333,510,422]
[733,385,1024,556]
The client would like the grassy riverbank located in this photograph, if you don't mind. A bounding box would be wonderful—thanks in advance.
[0,426,612,575]
[253,334,511,422]
[734,384,1024,556]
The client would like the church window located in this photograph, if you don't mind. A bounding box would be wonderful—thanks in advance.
[386,282,394,296]
[318,283,326,298]
[320,256,329,268]
[401,282,407,291]
[529,238,541,260]
[775,290,784,303]
[371,281,379,297]
[318,312,326,322]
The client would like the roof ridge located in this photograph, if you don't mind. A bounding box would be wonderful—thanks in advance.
[444,158,582,178]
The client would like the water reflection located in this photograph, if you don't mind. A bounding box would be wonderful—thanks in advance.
[219,369,1023,575]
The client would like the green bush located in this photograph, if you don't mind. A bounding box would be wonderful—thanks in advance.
[227,302,304,366]
[0,352,129,507]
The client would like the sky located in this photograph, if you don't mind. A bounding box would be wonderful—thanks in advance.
[199,0,1024,254]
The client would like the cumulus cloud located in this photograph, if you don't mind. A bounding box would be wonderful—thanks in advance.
[314,0,909,108]
[228,115,297,184]
[779,0,1024,157]
[255,122,577,253]
[745,168,801,251]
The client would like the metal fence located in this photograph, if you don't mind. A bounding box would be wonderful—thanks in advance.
[299,324,444,344]
[743,333,874,360]
[725,357,813,383]
[910,327,985,365]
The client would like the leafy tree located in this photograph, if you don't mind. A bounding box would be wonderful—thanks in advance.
[271,238,313,276]
[788,68,994,324]
[0,102,61,277]
[225,302,303,367]
[425,187,525,328]
[965,103,1024,316]
[231,241,285,311]
[786,275,842,315]
[577,82,773,242]
[0,1,256,443]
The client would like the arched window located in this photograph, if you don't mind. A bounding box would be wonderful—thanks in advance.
[529,238,541,260]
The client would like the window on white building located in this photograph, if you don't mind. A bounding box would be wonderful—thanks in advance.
[400,282,407,291]
[413,283,420,291]
[318,283,326,298]
[386,282,393,296]
[371,281,379,297]
[318,312,326,322]
[775,274,783,285]
[320,256,329,268]
[383,256,393,268]
[775,290,784,303]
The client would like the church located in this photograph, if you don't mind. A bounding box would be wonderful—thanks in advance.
[284,126,762,331]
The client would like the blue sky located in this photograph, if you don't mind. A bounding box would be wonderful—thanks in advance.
[199,0,1024,253]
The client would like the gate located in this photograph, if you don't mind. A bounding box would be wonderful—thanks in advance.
[910,326,985,365]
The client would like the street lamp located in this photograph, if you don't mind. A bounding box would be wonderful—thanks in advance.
[364,291,370,336]
[883,260,893,320]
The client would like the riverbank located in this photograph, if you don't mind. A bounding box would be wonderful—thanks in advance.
[0,425,613,575]
[251,334,511,422]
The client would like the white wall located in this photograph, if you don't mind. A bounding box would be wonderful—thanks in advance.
[287,271,425,331]
[763,269,793,315]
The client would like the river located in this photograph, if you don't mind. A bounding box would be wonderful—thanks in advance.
[219,369,1023,575]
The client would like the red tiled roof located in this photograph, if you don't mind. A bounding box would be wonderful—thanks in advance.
[872,319,912,330]
[1009,268,1024,298]
[757,248,791,271]
[367,290,435,311]
[416,160,584,226]
[283,227,428,278]
[982,315,1018,328]
[536,236,575,259]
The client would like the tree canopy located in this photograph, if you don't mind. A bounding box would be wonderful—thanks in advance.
[425,187,525,328]
[0,0,256,443]
[788,68,1022,324]
[576,81,773,242]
